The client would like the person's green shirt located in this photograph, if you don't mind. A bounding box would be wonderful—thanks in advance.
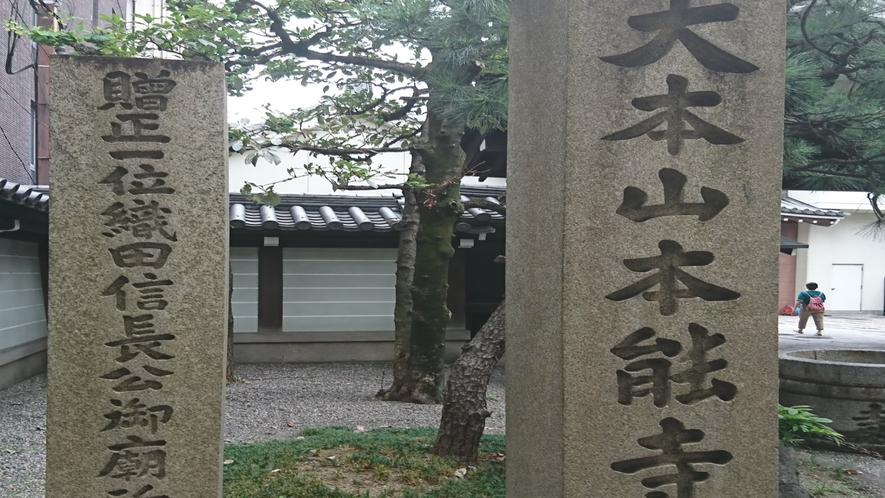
[797,290,826,305]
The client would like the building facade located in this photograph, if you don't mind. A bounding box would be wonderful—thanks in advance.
[1,0,125,389]
[787,191,885,314]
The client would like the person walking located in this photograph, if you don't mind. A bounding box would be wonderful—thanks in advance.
[795,282,826,336]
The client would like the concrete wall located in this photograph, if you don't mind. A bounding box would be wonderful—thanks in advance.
[778,222,799,308]
[233,330,469,364]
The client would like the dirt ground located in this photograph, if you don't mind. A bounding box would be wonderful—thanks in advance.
[795,448,885,497]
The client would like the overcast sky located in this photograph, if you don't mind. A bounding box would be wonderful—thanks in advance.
[228,76,331,123]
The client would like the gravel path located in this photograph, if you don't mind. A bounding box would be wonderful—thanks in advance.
[0,363,506,498]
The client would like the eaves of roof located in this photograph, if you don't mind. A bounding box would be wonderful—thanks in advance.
[780,196,847,219]
[779,235,809,250]
[7,178,846,235]
[0,179,49,212]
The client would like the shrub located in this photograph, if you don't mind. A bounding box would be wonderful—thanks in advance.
[778,405,844,446]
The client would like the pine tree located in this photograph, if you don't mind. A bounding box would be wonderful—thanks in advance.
[16,0,510,403]
[785,0,885,225]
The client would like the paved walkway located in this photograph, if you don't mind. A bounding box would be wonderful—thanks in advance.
[778,313,885,353]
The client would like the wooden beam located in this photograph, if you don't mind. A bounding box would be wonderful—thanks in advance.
[257,246,283,333]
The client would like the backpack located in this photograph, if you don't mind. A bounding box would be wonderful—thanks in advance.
[807,295,825,312]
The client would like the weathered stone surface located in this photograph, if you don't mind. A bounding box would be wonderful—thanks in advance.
[507,0,784,496]
[47,56,229,497]
[779,443,811,498]
[780,349,885,441]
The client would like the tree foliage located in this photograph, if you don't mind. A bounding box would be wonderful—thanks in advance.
[786,0,885,223]
[7,0,511,401]
[11,1,885,222]
[9,0,509,192]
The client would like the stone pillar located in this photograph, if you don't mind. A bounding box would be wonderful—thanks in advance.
[47,56,229,497]
[507,1,784,497]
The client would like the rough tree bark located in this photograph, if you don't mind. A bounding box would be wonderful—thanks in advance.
[433,300,505,463]
[226,264,235,383]
[376,152,422,401]
[403,105,465,404]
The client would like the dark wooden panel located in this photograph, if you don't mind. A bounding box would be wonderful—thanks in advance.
[257,246,283,333]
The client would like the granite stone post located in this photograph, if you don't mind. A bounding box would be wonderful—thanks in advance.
[507,1,785,497]
[47,56,229,497]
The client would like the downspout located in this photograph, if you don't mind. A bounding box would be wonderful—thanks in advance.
[34,2,55,185]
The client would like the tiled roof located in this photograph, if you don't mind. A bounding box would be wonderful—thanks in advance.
[781,196,846,219]
[0,179,49,212]
[230,184,506,232]
[0,177,845,229]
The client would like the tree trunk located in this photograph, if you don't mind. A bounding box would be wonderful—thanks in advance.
[377,164,421,400]
[226,263,235,383]
[432,300,505,463]
[401,105,465,404]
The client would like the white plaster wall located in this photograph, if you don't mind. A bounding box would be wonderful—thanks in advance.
[129,0,166,28]
[228,149,506,195]
[229,149,409,196]
[795,211,885,312]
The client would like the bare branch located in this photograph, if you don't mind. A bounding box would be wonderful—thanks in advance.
[381,88,423,122]
[331,183,407,191]
[246,0,424,78]
[383,128,422,148]
[279,144,420,156]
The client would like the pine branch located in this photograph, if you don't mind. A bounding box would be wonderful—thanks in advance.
[246,0,424,78]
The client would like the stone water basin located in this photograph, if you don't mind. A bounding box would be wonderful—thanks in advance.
[779,349,885,443]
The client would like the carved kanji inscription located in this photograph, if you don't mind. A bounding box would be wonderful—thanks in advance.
[102,398,173,434]
[611,418,733,497]
[99,436,167,481]
[853,403,885,437]
[618,169,729,222]
[612,324,737,407]
[600,0,758,73]
[606,240,741,316]
[602,75,744,155]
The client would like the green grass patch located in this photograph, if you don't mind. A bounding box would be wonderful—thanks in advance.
[222,427,505,498]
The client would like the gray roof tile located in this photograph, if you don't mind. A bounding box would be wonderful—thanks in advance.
[229,185,506,232]
[4,177,845,229]
[780,196,846,218]
[0,179,49,211]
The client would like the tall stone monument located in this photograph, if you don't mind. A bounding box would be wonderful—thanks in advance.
[47,56,229,497]
[507,1,784,497]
